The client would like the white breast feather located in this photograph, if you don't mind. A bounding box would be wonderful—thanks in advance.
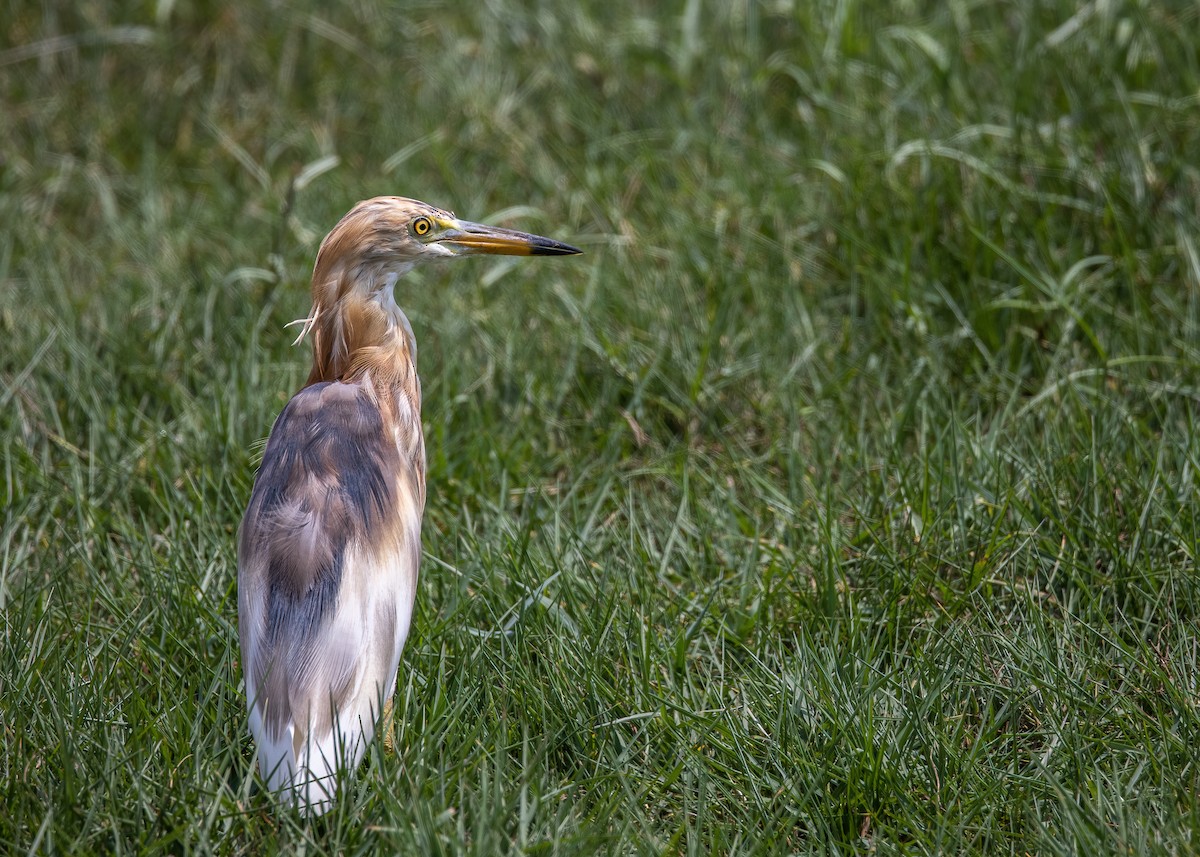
[244,510,420,814]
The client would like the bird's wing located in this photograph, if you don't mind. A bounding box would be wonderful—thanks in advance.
[237,380,423,802]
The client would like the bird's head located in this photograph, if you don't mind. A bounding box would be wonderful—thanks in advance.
[300,196,580,383]
[310,196,580,305]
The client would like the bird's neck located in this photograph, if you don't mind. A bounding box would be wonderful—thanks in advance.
[304,268,421,415]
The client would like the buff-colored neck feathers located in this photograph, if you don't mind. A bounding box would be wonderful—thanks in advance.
[295,202,426,391]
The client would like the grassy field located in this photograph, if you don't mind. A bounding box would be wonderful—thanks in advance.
[3,1,1199,853]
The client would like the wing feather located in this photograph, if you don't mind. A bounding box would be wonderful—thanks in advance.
[238,380,423,813]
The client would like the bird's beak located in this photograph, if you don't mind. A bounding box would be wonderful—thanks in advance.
[437,220,582,257]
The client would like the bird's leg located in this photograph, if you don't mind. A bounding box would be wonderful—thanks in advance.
[381,697,396,754]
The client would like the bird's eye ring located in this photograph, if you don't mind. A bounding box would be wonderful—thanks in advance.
[413,216,433,237]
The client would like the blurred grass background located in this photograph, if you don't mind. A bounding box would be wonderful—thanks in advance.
[2,0,1199,853]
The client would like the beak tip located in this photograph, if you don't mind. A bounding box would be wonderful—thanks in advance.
[531,241,583,257]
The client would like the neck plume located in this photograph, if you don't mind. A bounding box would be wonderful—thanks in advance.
[301,261,418,401]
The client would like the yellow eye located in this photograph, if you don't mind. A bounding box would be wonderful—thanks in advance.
[412,216,432,237]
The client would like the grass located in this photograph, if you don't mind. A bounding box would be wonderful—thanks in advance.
[2,0,1199,853]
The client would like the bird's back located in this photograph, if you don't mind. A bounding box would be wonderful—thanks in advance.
[237,379,424,813]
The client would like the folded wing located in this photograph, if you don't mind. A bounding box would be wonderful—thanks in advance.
[237,380,423,813]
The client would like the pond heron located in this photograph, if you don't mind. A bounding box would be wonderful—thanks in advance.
[237,196,581,813]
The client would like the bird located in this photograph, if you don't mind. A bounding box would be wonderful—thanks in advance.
[237,196,581,814]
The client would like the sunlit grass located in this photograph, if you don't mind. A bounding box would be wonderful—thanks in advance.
[2,1,1199,853]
